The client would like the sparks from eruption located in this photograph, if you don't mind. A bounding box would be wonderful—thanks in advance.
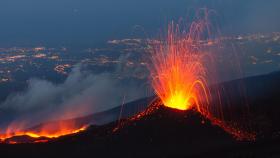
[148,12,256,141]
[0,9,256,143]
[149,21,210,112]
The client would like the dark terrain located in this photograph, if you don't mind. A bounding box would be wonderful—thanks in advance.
[1,71,280,158]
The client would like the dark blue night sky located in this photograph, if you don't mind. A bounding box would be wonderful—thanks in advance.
[0,0,279,46]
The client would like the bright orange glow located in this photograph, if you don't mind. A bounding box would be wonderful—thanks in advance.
[0,102,91,144]
[148,10,256,141]
[165,92,191,110]
[149,21,209,111]
[0,120,87,143]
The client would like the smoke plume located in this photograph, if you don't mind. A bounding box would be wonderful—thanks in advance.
[0,64,149,131]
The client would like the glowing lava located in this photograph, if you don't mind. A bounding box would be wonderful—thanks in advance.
[0,120,87,144]
[149,21,209,111]
[148,13,256,140]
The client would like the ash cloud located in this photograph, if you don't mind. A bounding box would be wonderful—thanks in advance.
[0,64,149,131]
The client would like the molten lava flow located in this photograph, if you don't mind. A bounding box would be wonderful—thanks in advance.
[149,22,210,111]
[0,120,87,144]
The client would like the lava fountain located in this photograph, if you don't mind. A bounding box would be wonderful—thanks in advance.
[149,21,210,112]
[148,13,255,140]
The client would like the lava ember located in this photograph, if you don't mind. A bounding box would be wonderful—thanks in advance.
[149,21,209,111]
[148,12,256,140]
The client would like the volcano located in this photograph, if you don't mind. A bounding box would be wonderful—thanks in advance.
[1,71,280,157]
[0,106,240,158]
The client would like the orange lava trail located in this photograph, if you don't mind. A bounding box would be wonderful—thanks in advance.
[0,123,88,144]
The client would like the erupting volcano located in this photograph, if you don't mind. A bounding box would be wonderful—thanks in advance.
[148,14,255,141]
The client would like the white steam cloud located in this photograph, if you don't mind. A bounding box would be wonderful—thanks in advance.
[0,64,149,130]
